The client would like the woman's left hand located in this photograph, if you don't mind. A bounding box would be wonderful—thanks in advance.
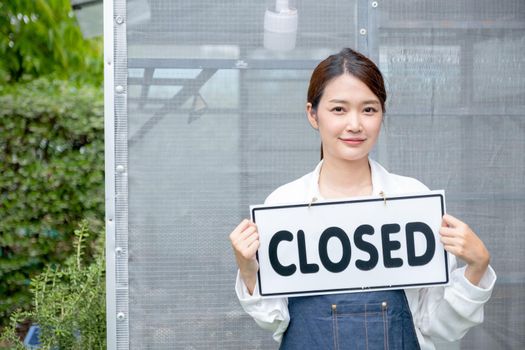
[439,214,490,286]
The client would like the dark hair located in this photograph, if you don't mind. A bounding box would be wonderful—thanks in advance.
[307,48,386,113]
[307,48,386,159]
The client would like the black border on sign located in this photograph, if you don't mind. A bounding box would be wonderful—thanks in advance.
[252,193,448,297]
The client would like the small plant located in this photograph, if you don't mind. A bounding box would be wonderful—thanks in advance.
[0,221,106,349]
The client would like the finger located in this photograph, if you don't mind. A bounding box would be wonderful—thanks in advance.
[244,221,258,233]
[442,244,460,257]
[439,226,457,237]
[236,219,252,233]
[234,228,259,252]
[243,231,259,247]
[242,225,257,237]
[236,226,257,244]
[230,219,252,239]
[440,237,464,250]
[440,236,459,246]
[442,214,464,228]
[237,236,260,260]
[244,239,260,258]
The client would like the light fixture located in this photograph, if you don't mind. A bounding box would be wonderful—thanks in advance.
[263,0,298,52]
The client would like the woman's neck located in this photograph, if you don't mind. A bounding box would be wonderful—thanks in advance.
[318,156,372,199]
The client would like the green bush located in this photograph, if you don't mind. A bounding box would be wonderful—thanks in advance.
[0,78,104,325]
[0,221,106,349]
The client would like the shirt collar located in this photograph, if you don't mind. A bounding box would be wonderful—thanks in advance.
[308,158,386,202]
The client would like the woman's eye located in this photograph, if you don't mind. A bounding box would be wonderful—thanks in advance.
[332,106,344,113]
[363,107,377,114]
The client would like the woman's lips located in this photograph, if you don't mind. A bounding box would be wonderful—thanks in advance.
[339,137,366,145]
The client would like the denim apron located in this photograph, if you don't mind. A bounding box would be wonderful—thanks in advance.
[280,290,420,350]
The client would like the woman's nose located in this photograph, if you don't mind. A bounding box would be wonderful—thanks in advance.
[345,112,362,132]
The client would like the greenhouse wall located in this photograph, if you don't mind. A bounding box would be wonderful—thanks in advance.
[105,0,525,348]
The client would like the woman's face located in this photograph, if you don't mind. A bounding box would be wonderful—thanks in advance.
[306,73,383,163]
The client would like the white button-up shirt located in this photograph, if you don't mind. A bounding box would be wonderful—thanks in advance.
[236,158,496,349]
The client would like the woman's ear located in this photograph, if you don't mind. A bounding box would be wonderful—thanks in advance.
[306,103,319,130]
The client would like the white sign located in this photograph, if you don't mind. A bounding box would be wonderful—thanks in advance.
[251,191,448,298]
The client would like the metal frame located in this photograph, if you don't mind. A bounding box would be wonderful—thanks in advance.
[125,59,322,144]
[106,0,525,347]
[105,0,130,348]
[114,0,130,346]
[128,58,321,70]
[103,0,116,348]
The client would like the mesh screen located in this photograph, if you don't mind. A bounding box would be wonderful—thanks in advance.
[113,0,525,348]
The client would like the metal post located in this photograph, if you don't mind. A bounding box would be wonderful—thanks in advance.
[103,0,117,348]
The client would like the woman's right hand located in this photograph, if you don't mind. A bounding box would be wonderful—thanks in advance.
[229,219,260,294]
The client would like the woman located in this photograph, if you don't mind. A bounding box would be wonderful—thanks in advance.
[229,48,495,349]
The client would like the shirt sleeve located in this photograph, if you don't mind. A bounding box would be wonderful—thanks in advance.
[413,254,497,342]
[235,270,290,342]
